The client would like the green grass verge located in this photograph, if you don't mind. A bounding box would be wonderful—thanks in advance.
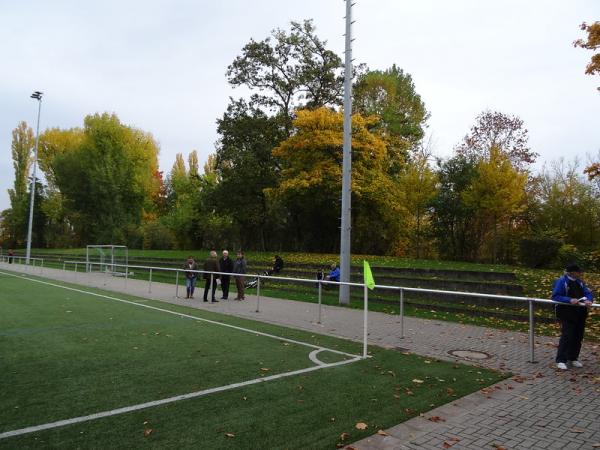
[0,271,506,449]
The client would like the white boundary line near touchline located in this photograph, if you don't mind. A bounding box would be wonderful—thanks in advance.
[0,357,360,439]
[0,270,363,439]
[0,270,360,359]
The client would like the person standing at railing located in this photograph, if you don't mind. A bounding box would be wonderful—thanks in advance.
[219,250,234,300]
[183,256,198,299]
[203,250,220,302]
[233,251,247,300]
[8,249,14,264]
[551,264,594,370]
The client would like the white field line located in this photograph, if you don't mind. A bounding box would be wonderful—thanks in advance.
[0,356,361,439]
[0,270,360,359]
[0,269,363,438]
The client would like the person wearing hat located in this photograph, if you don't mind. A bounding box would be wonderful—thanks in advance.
[551,264,594,370]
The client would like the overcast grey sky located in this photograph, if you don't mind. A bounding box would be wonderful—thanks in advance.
[1,0,598,212]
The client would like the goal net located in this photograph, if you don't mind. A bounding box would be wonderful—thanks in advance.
[86,245,128,276]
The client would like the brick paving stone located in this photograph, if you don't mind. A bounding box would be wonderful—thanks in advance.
[2,263,599,450]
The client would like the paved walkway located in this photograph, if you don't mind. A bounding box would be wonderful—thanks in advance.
[2,263,599,449]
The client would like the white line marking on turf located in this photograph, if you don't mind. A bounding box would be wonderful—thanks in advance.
[0,269,365,439]
[309,349,327,366]
[0,270,359,359]
[0,356,360,439]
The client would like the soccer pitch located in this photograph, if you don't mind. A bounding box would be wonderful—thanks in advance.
[0,269,506,449]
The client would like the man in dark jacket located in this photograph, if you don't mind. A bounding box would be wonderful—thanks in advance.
[219,250,234,300]
[203,251,220,303]
[551,264,594,370]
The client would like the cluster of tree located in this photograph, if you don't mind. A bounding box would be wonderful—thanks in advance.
[2,19,599,270]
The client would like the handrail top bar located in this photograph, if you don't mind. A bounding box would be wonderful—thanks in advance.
[63,260,598,308]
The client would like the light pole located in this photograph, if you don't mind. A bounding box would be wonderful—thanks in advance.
[25,91,43,265]
[339,0,354,305]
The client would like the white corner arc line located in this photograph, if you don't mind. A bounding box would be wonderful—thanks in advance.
[0,270,360,359]
[308,349,327,366]
[0,357,361,439]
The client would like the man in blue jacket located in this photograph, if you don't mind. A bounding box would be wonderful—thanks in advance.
[327,264,341,282]
[551,264,594,370]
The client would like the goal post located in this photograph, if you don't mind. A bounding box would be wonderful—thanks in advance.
[86,245,128,275]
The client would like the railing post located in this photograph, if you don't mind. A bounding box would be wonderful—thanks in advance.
[400,288,405,339]
[317,280,323,324]
[528,299,537,363]
[363,283,369,359]
[124,262,129,290]
[149,268,153,293]
[175,271,180,298]
[256,276,261,313]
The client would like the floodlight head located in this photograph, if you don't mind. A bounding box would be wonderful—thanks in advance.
[30,91,43,100]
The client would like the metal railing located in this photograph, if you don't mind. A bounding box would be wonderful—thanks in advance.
[0,256,44,270]
[29,260,600,362]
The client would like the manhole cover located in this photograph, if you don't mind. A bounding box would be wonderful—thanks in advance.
[448,349,491,360]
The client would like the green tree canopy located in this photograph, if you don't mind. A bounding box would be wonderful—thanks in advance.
[51,113,160,244]
[354,65,429,173]
[226,19,343,132]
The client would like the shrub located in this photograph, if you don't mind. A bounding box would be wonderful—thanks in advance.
[142,222,175,250]
[556,244,585,270]
[519,236,562,268]
[582,250,600,273]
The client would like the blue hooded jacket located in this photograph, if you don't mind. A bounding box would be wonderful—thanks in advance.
[551,274,593,304]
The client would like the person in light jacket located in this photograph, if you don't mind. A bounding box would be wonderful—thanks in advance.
[219,250,234,300]
[551,264,594,370]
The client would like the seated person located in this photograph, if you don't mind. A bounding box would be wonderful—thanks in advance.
[267,255,284,275]
[326,264,340,282]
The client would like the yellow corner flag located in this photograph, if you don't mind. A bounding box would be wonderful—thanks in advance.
[363,260,375,290]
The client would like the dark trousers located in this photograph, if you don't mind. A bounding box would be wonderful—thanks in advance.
[235,276,245,299]
[203,278,218,301]
[556,317,586,363]
[221,275,231,299]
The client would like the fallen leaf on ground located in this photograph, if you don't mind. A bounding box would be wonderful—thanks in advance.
[225,433,235,438]
[340,432,349,441]
[144,428,153,437]
[355,422,368,430]
[412,379,424,384]
[569,427,585,433]
[377,430,389,436]
[428,416,445,423]
[442,437,460,449]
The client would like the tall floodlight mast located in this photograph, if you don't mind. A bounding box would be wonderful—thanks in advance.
[25,91,43,265]
[339,0,354,305]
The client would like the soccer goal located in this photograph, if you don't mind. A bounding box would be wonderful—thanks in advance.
[86,245,128,276]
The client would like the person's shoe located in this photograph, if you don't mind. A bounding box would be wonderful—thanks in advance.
[203,299,208,302]
[556,362,568,370]
[212,299,219,303]
[569,360,583,368]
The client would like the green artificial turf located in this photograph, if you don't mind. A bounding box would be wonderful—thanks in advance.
[0,270,507,449]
